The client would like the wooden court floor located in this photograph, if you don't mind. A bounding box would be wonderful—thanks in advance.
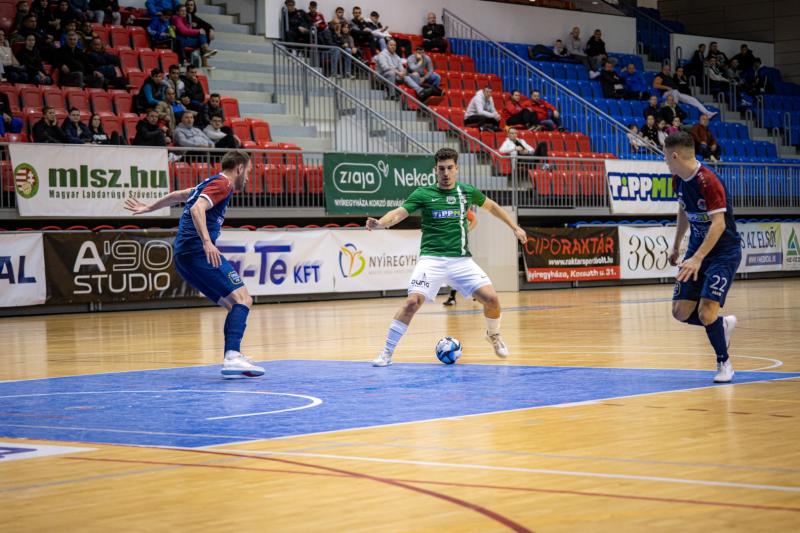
[1,279,799,532]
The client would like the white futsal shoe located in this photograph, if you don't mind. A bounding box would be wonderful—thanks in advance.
[221,350,265,378]
[714,360,734,383]
[372,348,393,367]
[485,332,509,358]
[723,315,737,349]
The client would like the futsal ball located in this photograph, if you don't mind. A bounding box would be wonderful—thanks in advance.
[435,336,462,365]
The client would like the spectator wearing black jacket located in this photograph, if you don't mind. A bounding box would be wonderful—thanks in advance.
[706,41,728,66]
[686,43,705,83]
[90,0,121,26]
[640,114,660,148]
[599,61,624,99]
[61,107,91,143]
[349,6,372,49]
[30,0,57,36]
[731,44,756,73]
[133,108,171,146]
[421,12,446,53]
[134,68,166,114]
[185,0,214,42]
[87,113,124,144]
[657,94,687,124]
[53,0,80,31]
[673,66,691,95]
[16,35,51,85]
[32,106,69,143]
[199,93,223,129]
[584,29,608,71]
[283,0,310,45]
[181,65,205,114]
[85,38,125,89]
[54,31,87,87]
[643,94,659,120]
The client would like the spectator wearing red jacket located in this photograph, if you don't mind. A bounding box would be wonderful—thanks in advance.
[502,90,536,130]
[524,90,562,131]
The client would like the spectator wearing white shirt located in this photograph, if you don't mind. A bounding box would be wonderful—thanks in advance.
[464,86,501,131]
[498,128,549,171]
[203,114,240,149]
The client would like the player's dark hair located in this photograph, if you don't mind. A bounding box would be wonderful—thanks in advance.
[221,150,251,171]
[663,131,694,151]
[435,147,459,164]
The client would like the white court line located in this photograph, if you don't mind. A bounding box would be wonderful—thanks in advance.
[209,449,800,494]
[734,356,784,371]
[206,394,322,420]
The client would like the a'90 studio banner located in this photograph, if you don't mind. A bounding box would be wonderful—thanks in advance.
[522,227,620,282]
[43,231,194,304]
[11,144,170,218]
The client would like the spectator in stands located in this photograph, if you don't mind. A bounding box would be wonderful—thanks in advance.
[200,92,223,128]
[639,114,660,148]
[421,12,447,53]
[731,44,755,73]
[724,58,743,87]
[686,43,706,83]
[148,10,176,51]
[464,86,501,131]
[653,64,716,118]
[13,14,51,50]
[173,4,216,68]
[87,113,124,144]
[626,124,649,153]
[706,56,730,97]
[365,11,392,53]
[673,66,691,95]
[145,0,178,18]
[163,64,185,99]
[666,116,682,136]
[600,60,625,99]
[283,0,311,45]
[164,86,185,123]
[375,39,418,99]
[620,63,648,100]
[502,90,536,130]
[32,106,69,143]
[174,110,214,148]
[498,127,548,166]
[86,38,125,89]
[658,93,687,125]
[656,118,668,147]
[691,113,720,161]
[134,68,166,114]
[78,20,97,48]
[643,94,659,120]
[185,0,214,43]
[349,6,372,50]
[90,0,121,26]
[526,90,562,131]
[54,1,80,31]
[0,29,27,83]
[565,26,587,67]
[584,29,609,72]
[16,35,51,85]
[0,91,22,135]
[330,6,346,26]
[406,46,441,100]
[329,21,356,78]
[181,65,206,114]
[307,1,331,45]
[61,107,91,143]
[68,0,93,24]
[204,114,241,149]
[553,39,569,59]
[59,21,82,48]
[55,31,88,87]
[13,0,30,31]
[134,108,171,146]
[706,41,728,67]
[743,58,772,96]
[30,0,56,36]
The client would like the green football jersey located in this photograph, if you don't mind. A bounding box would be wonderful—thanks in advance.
[401,182,486,257]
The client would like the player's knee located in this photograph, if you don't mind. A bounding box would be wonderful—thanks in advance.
[402,295,424,314]
[698,306,718,326]
[482,293,500,309]
[672,304,691,322]
[231,290,253,308]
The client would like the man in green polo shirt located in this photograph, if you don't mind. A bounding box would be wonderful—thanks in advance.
[367,147,527,366]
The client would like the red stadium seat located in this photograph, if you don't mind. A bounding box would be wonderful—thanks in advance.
[4,133,28,142]
[138,49,160,72]
[0,84,19,112]
[127,71,148,89]
[112,91,133,114]
[121,113,139,141]
[100,115,123,136]
[249,119,271,143]
[20,86,43,110]
[157,49,180,71]
[90,91,114,114]
[129,27,148,49]
[229,118,251,142]
[220,96,240,118]
[119,49,141,73]
[305,166,323,193]
[92,24,111,46]
[64,88,90,114]
[109,25,131,49]
[43,86,66,111]
[196,74,209,95]
[0,160,12,191]
[461,56,475,72]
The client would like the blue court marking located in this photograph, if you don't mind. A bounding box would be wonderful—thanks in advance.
[0,361,797,448]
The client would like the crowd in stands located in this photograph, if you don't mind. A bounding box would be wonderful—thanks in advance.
[685,42,772,107]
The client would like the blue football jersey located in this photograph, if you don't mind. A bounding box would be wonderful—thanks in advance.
[673,164,739,257]
[174,174,233,254]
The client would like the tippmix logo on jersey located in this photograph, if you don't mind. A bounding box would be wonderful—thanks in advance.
[14,163,39,199]
[339,243,366,278]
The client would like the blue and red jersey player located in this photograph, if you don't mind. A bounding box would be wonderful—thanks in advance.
[664,131,741,383]
[125,150,264,379]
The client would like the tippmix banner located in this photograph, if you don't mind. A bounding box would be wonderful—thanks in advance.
[605,160,678,215]
[522,227,620,282]
[0,233,46,307]
[11,144,171,218]
[323,153,435,215]
[737,222,783,273]
[329,229,421,292]
[43,231,194,304]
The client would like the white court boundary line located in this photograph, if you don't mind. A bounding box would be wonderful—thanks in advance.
[208,449,800,494]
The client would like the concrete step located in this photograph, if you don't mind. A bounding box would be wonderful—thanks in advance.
[752,127,769,137]
[208,78,273,94]
[238,101,287,115]
[212,39,273,55]
[213,31,272,46]
[245,113,302,126]
[197,3,224,15]
[215,49,274,65]
[779,146,798,157]
[645,61,662,71]
[208,68,273,84]
[220,89,274,103]
[274,136,332,151]
[270,124,318,138]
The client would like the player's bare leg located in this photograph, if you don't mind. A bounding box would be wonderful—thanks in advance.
[473,284,508,357]
[219,286,264,378]
[672,298,735,383]
[373,293,425,367]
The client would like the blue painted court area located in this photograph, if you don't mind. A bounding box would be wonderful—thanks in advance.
[0,361,797,448]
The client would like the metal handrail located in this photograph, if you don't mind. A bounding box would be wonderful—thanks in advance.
[441,7,663,160]
[784,111,792,147]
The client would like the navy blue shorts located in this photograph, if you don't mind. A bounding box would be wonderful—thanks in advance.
[174,251,244,303]
[673,250,741,307]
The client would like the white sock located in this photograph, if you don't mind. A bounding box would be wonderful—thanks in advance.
[485,315,501,336]
[384,319,408,354]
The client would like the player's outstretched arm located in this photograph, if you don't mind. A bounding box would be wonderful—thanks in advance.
[366,207,410,231]
[480,198,527,243]
[668,204,689,266]
[124,188,193,215]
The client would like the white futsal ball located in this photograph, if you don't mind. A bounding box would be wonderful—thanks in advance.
[435,337,462,365]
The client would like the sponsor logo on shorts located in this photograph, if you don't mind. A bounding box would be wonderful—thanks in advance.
[673,281,680,296]
[228,271,243,285]
[410,278,430,288]
[697,199,706,210]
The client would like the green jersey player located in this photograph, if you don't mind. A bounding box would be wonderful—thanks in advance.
[367,147,528,366]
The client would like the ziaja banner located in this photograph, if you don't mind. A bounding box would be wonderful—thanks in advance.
[0,233,46,307]
[43,231,194,304]
[522,227,620,282]
[737,222,783,273]
[605,160,678,215]
[329,229,421,292]
[323,153,435,215]
[11,144,170,218]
